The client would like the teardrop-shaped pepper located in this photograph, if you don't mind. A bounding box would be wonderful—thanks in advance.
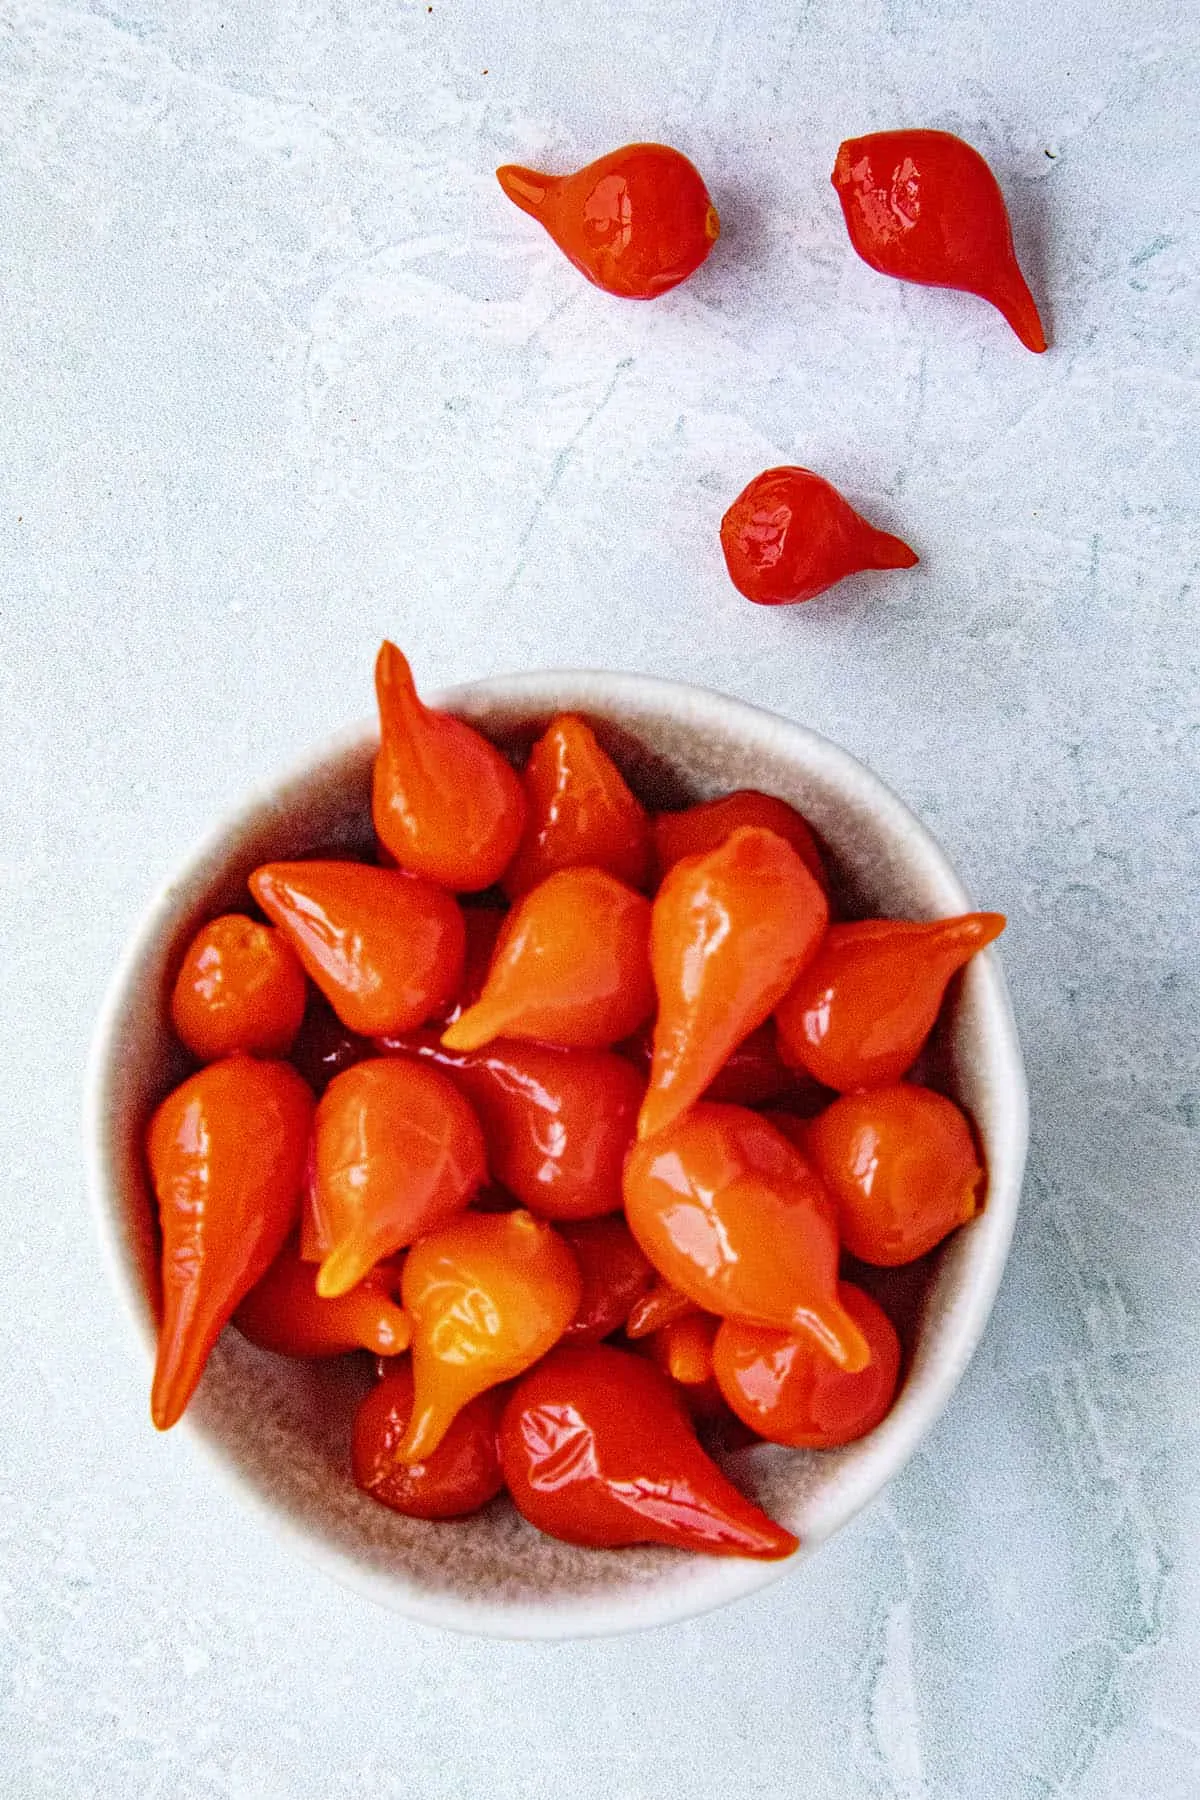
[638,826,828,1141]
[775,912,1006,1092]
[721,466,918,607]
[372,641,526,891]
[147,1055,314,1429]
[653,789,826,891]
[831,129,1046,352]
[497,143,719,300]
[499,1343,797,1558]
[713,1282,901,1448]
[170,913,308,1062]
[312,1059,486,1299]
[378,1033,643,1221]
[624,1102,870,1370]
[441,867,654,1052]
[233,1238,411,1358]
[352,1362,505,1520]
[804,1083,984,1264]
[249,860,465,1037]
[559,1216,656,1344]
[502,714,651,899]
[397,1209,581,1461]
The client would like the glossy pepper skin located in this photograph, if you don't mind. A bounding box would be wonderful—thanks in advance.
[832,129,1046,352]
[170,914,308,1062]
[620,1018,822,1111]
[442,867,654,1053]
[312,1059,486,1299]
[625,1278,699,1341]
[653,789,826,892]
[398,1210,581,1461]
[497,143,719,300]
[775,912,1006,1092]
[721,467,917,607]
[559,1216,656,1344]
[502,714,651,899]
[147,1055,313,1429]
[249,860,465,1038]
[372,641,526,891]
[380,1033,643,1221]
[624,1103,870,1371]
[353,1362,504,1520]
[805,1083,984,1264]
[234,1239,410,1357]
[638,826,828,1141]
[500,1344,797,1558]
[714,1282,901,1448]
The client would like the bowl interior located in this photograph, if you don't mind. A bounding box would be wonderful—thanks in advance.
[86,672,1027,1638]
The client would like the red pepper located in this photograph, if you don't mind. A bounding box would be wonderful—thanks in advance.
[353,1362,504,1519]
[624,1278,699,1342]
[503,714,651,899]
[832,129,1046,352]
[234,1239,410,1357]
[721,467,917,607]
[558,1216,656,1345]
[170,913,308,1062]
[653,789,826,892]
[500,1343,797,1558]
[497,143,719,300]
[147,1055,313,1429]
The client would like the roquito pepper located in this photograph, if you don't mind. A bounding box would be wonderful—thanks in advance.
[831,129,1047,352]
[721,466,917,607]
[502,713,651,899]
[234,1239,411,1359]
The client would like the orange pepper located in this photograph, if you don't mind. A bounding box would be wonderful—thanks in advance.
[652,789,826,892]
[646,1310,719,1388]
[502,714,651,899]
[624,1102,870,1371]
[441,867,654,1052]
[558,1216,656,1345]
[397,1209,581,1461]
[312,1059,486,1299]
[352,1362,505,1520]
[170,913,308,1061]
[499,1344,797,1558]
[496,143,719,300]
[146,1055,313,1429]
[379,1033,643,1221]
[775,912,1005,1091]
[233,1239,410,1358]
[805,1083,984,1264]
[714,1283,901,1448]
[249,860,465,1037]
[372,641,526,891]
[638,826,828,1141]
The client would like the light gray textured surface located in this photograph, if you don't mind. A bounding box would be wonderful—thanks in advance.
[2,0,1198,1794]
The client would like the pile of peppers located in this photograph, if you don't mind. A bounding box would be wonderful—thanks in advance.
[147,643,1004,1561]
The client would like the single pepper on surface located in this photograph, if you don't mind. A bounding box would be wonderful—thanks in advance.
[831,128,1047,352]
[720,466,917,607]
[502,713,651,898]
[234,1238,411,1358]
[500,1343,797,1558]
[147,1055,314,1430]
[170,913,308,1062]
[775,912,1006,1092]
[497,142,719,299]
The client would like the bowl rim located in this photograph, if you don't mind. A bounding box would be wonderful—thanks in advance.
[84,668,1029,1639]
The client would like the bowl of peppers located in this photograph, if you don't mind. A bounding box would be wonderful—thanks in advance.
[86,645,1028,1637]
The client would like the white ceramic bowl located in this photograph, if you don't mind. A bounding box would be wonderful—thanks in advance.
[85,671,1028,1638]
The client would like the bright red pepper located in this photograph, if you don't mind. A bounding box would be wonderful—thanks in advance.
[312,1059,486,1298]
[639,826,828,1141]
[170,913,308,1062]
[442,867,654,1052]
[497,143,719,300]
[146,1055,313,1429]
[398,1210,581,1461]
[558,1216,656,1345]
[502,714,651,899]
[805,1083,984,1264]
[624,1103,870,1370]
[353,1362,504,1520]
[714,1283,901,1448]
[500,1344,797,1558]
[831,129,1046,352]
[249,860,465,1038]
[234,1239,410,1357]
[721,467,917,607]
[372,641,526,891]
[775,912,1006,1092]
[653,789,827,892]
[380,1033,643,1221]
